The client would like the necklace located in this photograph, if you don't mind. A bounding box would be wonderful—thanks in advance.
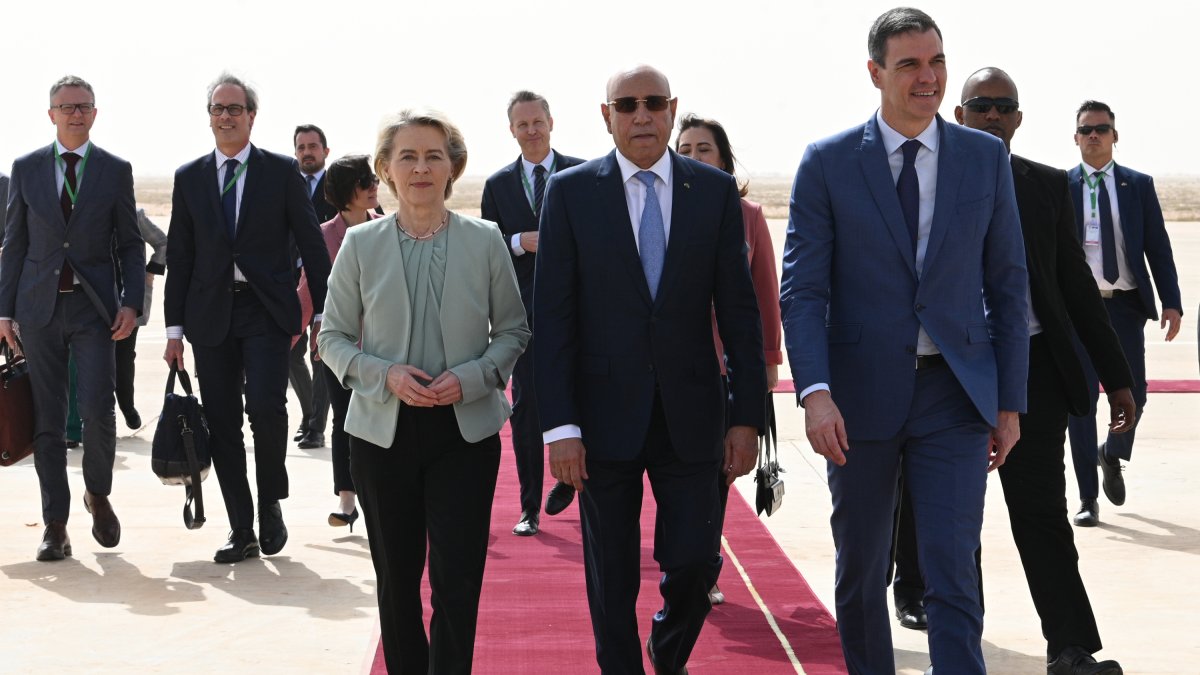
[397,210,449,241]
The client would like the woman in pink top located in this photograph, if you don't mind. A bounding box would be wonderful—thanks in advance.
[297,155,382,530]
[676,114,783,605]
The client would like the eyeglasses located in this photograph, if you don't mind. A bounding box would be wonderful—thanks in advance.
[961,97,1019,114]
[607,96,674,113]
[51,103,95,115]
[357,175,380,190]
[1076,124,1113,136]
[208,104,247,117]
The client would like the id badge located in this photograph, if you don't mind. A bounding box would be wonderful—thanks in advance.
[1084,220,1101,247]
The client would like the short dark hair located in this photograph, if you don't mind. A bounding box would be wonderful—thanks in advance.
[1076,100,1115,125]
[207,72,259,113]
[676,114,748,198]
[49,75,94,104]
[294,124,328,149]
[868,7,942,66]
[507,90,551,121]
[324,154,375,213]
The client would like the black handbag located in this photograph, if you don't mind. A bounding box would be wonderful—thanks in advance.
[151,365,211,529]
[0,337,35,467]
[754,393,785,516]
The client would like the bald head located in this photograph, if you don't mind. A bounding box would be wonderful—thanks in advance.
[600,64,678,169]
[606,65,671,101]
[960,67,1018,103]
[954,66,1023,151]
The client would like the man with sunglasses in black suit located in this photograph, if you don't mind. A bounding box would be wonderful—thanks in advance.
[1065,100,1183,528]
[892,67,1135,675]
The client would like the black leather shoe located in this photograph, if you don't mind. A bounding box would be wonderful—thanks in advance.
[293,426,306,442]
[544,481,576,516]
[895,598,928,630]
[1073,499,1100,527]
[65,439,80,449]
[1048,645,1123,674]
[646,637,688,675]
[122,408,142,430]
[1098,444,1126,506]
[512,511,539,536]
[258,501,288,555]
[328,508,359,533]
[297,430,325,449]
[214,528,260,563]
[36,521,72,561]
[83,490,121,548]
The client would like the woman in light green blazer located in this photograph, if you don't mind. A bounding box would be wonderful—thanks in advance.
[316,109,529,675]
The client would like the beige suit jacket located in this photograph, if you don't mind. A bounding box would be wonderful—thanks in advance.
[317,212,530,447]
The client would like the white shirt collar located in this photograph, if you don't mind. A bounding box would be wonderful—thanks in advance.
[215,143,252,166]
[303,167,326,184]
[615,149,672,187]
[1083,159,1115,176]
[55,139,91,156]
[876,110,940,156]
[521,150,556,177]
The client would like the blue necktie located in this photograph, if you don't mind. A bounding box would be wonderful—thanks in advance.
[222,159,239,241]
[532,164,547,218]
[897,139,921,257]
[635,171,665,299]
[1097,172,1120,284]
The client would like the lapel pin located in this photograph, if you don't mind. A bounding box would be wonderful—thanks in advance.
[683,182,690,189]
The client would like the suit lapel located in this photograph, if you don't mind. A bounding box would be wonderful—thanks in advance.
[200,153,224,238]
[1010,156,1045,289]
[72,144,107,221]
[236,146,263,239]
[859,116,917,279]
[923,118,963,271]
[1067,166,1085,239]
[1112,164,1137,247]
[656,152,694,309]
[597,152,652,306]
[507,156,529,216]
[38,145,68,228]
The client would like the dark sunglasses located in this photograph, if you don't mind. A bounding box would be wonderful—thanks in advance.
[607,96,673,113]
[961,97,1019,114]
[357,174,380,190]
[1076,124,1113,136]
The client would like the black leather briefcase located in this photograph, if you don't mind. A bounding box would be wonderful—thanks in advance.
[151,366,211,529]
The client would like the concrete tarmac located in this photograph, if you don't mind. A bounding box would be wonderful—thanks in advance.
[0,221,1196,673]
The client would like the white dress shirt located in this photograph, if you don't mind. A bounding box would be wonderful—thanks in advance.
[55,139,92,195]
[1080,160,1136,291]
[511,150,557,256]
[542,149,674,445]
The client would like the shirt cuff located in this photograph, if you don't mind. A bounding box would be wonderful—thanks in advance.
[510,233,526,256]
[543,424,581,444]
[798,383,830,407]
[166,325,184,340]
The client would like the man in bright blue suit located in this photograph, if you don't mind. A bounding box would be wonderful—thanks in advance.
[1065,100,1183,527]
[780,8,1029,674]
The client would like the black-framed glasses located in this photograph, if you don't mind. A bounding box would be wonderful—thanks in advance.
[961,97,1019,114]
[357,174,380,190]
[52,103,95,115]
[1076,124,1113,136]
[208,104,247,117]
[607,96,673,113]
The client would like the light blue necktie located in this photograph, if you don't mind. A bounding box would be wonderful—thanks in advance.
[635,170,665,299]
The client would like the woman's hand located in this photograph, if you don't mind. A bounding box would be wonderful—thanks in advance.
[386,364,437,406]
[428,371,462,405]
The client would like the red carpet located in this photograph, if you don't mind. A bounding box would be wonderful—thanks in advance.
[774,379,1200,394]
[369,423,846,674]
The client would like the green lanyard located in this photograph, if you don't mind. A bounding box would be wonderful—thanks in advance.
[1080,161,1113,220]
[221,159,248,196]
[520,156,557,212]
[53,142,93,205]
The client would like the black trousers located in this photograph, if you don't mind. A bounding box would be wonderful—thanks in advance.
[192,289,291,529]
[893,334,1102,656]
[509,335,544,514]
[318,361,353,494]
[287,328,329,434]
[114,325,139,416]
[579,394,724,674]
[351,404,501,675]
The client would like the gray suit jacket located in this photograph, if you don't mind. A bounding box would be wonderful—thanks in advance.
[0,143,143,327]
[317,212,530,447]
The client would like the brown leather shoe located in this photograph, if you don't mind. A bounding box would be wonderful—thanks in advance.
[36,521,72,561]
[83,491,121,548]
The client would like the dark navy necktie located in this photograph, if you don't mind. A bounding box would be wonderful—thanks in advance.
[896,140,921,257]
[532,164,547,219]
[1096,172,1120,283]
[222,159,240,241]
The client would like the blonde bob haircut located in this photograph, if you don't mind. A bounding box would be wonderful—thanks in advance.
[374,108,468,200]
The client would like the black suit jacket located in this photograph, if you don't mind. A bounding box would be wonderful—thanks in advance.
[165,145,331,346]
[308,172,338,223]
[481,150,585,311]
[1013,154,1132,414]
[534,150,765,462]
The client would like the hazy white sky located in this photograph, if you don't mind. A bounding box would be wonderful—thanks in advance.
[1,0,1193,182]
